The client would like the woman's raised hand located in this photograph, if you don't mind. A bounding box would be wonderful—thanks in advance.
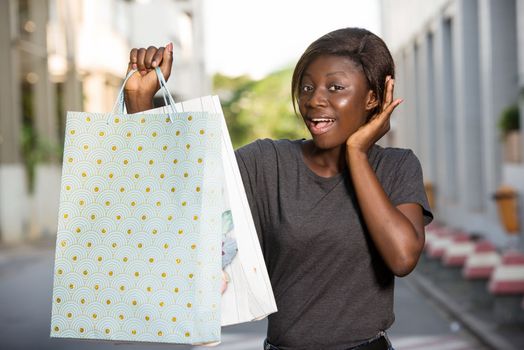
[124,43,173,113]
[345,76,403,155]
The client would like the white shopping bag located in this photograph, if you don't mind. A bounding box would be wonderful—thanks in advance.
[144,74,278,327]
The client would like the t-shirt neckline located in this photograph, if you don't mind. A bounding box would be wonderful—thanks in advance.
[294,139,347,183]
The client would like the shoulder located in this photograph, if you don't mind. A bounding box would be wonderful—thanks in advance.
[369,145,423,182]
[369,144,414,160]
[235,138,299,160]
[369,144,419,169]
[234,138,300,184]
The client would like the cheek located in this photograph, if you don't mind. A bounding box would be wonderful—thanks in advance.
[333,93,364,114]
[298,101,307,117]
[336,95,368,121]
[335,97,351,109]
[336,102,368,131]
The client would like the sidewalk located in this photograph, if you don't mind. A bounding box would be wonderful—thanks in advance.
[0,236,56,273]
[410,256,524,350]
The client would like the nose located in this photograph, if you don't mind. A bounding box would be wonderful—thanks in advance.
[306,88,328,108]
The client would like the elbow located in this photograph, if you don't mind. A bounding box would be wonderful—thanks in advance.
[390,252,420,277]
[389,227,425,277]
[391,263,416,277]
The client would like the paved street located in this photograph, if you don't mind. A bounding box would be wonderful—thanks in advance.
[388,275,488,350]
[0,243,487,350]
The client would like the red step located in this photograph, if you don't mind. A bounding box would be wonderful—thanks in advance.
[488,250,524,295]
[462,240,500,279]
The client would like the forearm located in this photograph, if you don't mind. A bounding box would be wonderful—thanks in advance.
[124,92,154,114]
[347,149,423,276]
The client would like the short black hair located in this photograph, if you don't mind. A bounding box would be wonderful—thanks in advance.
[291,27,395,119]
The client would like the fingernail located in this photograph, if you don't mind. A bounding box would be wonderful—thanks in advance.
[152,60,157,67]
[132,63,137,69]
[167,42,173,53]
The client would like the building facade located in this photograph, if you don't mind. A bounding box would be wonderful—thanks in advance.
[381,0,523,246]
[0,0,209,244]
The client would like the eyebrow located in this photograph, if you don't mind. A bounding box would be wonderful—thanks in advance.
[303,71,348,78]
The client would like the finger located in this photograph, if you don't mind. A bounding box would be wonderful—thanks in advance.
[372,96,402,124]
[159,42,174,81]
[388,78,395,105]
[144,46,158,70]
[383,98,403,117]
[151,47,164,68]
[128,48,138,73]
[382,77,394,112]
[137,48,147,73]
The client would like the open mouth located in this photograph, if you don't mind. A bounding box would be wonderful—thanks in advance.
[305,118,336,135]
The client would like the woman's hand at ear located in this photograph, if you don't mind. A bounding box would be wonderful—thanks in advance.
[124,43,173,113]
[345,77,424,277]
[345,76,403,156]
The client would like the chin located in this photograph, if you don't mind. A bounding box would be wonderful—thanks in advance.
[310,134,345,150]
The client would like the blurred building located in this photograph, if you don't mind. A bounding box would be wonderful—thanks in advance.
[0,0,209,244]
[380,0,523,246]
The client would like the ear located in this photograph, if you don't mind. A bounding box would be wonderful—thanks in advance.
[365,90,379,111]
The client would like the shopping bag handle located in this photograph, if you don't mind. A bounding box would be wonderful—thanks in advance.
[154,67,178,118]
[111,67,177,123]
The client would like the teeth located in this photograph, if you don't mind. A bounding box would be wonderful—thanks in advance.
[312,118,334,122]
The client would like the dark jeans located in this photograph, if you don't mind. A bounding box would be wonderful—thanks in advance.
[263,331,395,350]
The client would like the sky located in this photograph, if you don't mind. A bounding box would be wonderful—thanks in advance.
[202,0,380,79]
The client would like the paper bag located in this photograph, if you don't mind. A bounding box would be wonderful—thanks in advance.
[50,67,276,346]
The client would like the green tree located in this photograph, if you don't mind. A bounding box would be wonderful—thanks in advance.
[213,68,309,149]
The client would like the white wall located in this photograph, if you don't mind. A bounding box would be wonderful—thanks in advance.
[380,0,451,53]
[381,0,523,246]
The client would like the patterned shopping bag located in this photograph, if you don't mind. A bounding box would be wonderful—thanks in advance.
[50,68,277,346]
[50,68,225,345]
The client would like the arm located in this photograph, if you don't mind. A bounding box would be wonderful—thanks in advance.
[347,150,425,277]
[346,77,425,277]
[124,43,173,113]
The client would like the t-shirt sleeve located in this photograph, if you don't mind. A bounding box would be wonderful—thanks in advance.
[388,150,434,226]
[234,140,265,250]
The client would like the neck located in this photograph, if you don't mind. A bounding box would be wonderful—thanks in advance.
[302,140,347,176]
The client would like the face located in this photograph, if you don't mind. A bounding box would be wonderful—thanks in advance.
[298,55,376,149]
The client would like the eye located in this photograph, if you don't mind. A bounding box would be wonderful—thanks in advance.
[300,85,313,93]
[328,84,345,91]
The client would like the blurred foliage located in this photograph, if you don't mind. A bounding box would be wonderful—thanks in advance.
[20,84,63,194]
[213,68,309,149]
[20,125,63,194]
[498,104,520,137]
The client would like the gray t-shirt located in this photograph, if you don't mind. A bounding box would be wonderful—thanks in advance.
[235,138,433,350]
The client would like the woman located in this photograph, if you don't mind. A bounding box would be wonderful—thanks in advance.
[125,27,433,350]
